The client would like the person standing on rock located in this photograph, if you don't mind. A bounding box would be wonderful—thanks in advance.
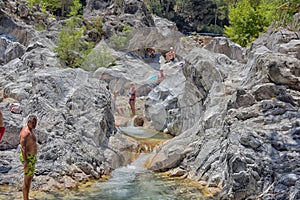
[128,82,136,116]
[0,110,5,141]
[19,114,38,200]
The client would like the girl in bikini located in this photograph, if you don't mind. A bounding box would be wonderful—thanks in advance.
[128,82,136,116]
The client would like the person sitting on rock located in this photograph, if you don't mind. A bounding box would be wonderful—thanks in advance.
[146,47,156,58]
[149,48,156,58]
[165,47,176,63]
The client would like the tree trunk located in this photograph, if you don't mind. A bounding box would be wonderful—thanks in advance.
[214,8,217,33]
[165,0,171,17]
[61,0,65,16]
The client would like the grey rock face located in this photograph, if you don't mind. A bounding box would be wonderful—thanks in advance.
[0,59,140,189]
[84,0,154,39]
[145,48,239,135]
[204,37,245,62]
[0,9,36,46]
[148,26,300,199]
[0,37,25,65]
[0,3,143,190]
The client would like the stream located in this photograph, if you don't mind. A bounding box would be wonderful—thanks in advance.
[1,126,212,200]
[54,127,211,200]
[46,153,209,200]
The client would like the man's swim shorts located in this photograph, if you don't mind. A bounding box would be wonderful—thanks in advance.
[20,153,37,176]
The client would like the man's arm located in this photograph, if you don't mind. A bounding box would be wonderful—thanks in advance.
[20,132,29,163]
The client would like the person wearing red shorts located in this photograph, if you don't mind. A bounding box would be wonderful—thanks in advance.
[0,110,5,141]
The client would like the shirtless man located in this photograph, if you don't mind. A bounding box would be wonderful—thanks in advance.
[0,110,5,141]
[19,115,38,200]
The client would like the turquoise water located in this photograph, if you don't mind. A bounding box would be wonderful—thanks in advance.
[46,154,210,200]
[0,153,211,200]
[147,75,158,81]
[1,129,212,200]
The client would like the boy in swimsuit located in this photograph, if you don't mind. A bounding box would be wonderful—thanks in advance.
[0,110,5,141]
[128,82,136,116]
[19,115,38,200]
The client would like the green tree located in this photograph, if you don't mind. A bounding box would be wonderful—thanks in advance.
[224,0,274,47]
[177,0,218,31]
[28,0,61,13]
[67,0,82,17]
[55,0,93,68]
[225,0,299,47]
[145,0,164,16]
[145,0,228,33]
[27,0,77,16]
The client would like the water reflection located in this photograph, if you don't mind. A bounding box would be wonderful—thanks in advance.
[117,126,172,140]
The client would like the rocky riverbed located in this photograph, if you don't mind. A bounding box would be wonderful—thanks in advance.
[1,0,300,199]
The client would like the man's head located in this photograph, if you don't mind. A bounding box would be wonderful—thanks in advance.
[27,114,37,129]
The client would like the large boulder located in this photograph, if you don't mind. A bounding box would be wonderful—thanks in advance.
[0,61,140,190]
[204,37,245,62]
[148,27,300,199]
[0,37,25,65]
[145,48,240,135]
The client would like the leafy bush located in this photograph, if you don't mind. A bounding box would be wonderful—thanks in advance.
[110,25,132,51]
[55,0,93,68]
[201,24,224,34]
[272,0,300,29]
[28,0,61,14]
[224,0,274,47]
[81,47,116,71]
[93,16,104,36]
[67,0,82,17]
[225,0,299,47]
[145,0,164,16]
